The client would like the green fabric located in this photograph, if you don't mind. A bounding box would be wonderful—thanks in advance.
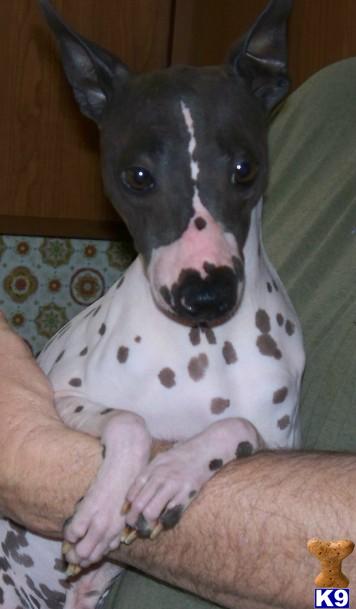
[265,58,356,452]
[105,569,222,609]
[105,59,356,608]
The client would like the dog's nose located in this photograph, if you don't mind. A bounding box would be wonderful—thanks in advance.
[173,266,239,323]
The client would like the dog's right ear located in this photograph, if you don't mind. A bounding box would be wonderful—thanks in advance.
[228,0,292,113]
[39,0,130,124]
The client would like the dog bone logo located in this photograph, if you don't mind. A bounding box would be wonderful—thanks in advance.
[307,538,354,588]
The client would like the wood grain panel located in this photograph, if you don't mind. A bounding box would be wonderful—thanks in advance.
[172,0,356,89]
[288,0,356,88]
[171,0,265,67]
[0,0,173,239]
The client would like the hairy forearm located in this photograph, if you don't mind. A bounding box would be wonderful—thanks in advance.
[115,451,356,609]
[0,314,172,535]
[1,421,102,536]
[0,317,101,534]
[2,413,171,538]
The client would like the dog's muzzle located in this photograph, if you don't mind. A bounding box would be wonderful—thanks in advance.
[166,264,242,324]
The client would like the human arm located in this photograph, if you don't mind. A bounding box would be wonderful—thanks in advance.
[115,450,356,609]
[1,314,355,609]
[0,312,169,536]
[0,312,103,534]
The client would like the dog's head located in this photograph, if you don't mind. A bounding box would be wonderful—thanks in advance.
[40,0,292,326]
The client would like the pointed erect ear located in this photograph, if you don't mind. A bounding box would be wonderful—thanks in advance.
[39,0,130,124]
[228,0,292,113]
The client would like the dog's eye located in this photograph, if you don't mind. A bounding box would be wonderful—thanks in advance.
[231,160,258,185]
[121,167,155,193]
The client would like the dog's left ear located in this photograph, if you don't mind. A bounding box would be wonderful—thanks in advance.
[228,0,292,112]
[39,0,130,124]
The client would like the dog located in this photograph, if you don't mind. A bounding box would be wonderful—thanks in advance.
[0,0,305,607]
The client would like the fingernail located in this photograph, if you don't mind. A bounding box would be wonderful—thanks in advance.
[120,525,132,543]
[123,529,138,545]
[121,499,131,515]
[150,523,163,540]
[62,541,72,555]
[66,563,81,577]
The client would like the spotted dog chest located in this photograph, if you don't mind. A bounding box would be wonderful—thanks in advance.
[38,253,304,448]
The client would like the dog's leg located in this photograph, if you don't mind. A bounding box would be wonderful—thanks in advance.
[56,396,151,566]
[63,561,122,609]
[123,417,263,538]
[55,397,151,607]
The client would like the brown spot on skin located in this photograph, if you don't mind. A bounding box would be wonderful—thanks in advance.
[201,326,217,344]
[189,327,200,346]
[222,341,238,364]
[256,335,282,359]
[3,574,14,586]
[69,378,82,387]
[100,408,114,415]
[0,557,10,572]
[255,309,271,334]
[54,558,67,573]
[273,386,288,404]
[236,441,254,458]
[278,415,291,430]
[285,319,295,336]
[74,405,84,413]
[2,525,33,568]
[189,325,216,347]
[209,458,223,471]
[117,346,129,363]
[276,313,284,326]
[99,323,106,336]
[79,347,88,356]
[266,282,273,293]
[188,353,209,381]
[135,514,151,538]
[160,504,184,529]
[210,397,230,414]
[194,217,207,230]
[158,368,176,388]
[135,336,141,343]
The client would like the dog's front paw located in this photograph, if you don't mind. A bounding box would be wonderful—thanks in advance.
[122,418,260,541]
[63,413,152,567]
[63,482,126,568]
[122,442,208,541]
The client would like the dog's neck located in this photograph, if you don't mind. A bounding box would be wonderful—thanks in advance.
[243,198,267,289]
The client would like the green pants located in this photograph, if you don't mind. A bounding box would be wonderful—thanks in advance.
[105,58,356,608]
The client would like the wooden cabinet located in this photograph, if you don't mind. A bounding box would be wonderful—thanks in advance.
[0,0,174,239]
[1,0,356,239]
[172,0,356,90]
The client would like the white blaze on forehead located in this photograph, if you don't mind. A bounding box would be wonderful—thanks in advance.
[180,101,199,182]
[146,100,242,313]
